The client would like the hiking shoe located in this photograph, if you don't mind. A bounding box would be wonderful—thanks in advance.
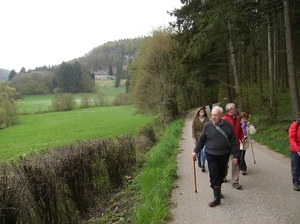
[201,167,205,172]
[293,185,300,191]
[242,171,247,175]
[232,183,242,189]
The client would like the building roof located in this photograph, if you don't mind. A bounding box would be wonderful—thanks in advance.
[93,70,107,75]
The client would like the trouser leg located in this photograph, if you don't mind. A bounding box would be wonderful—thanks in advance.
[201,146,206,167]
[224,155,230,179]
[197,151,201,167]
[291,152,300,186]
[232,159,240,184]
[239,150,247,171]
[207,152,230,188]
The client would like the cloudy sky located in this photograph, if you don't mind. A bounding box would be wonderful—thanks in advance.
[0,0,182,72]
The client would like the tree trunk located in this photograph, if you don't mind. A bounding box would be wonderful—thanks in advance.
[283,0,299,119]
[228,21,243,112]
[267,16,277,123]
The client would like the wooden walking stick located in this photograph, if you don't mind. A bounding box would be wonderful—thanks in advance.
[193,156,197,193]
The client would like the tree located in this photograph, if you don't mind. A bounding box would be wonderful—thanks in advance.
[284,0,299,119]
[115,59,122,87]
[8,70,17,81]
[0,83,19,128]
[55,61,86,93]
[19,67,26,74]
[129,28,179,127]
[108,64,113,76]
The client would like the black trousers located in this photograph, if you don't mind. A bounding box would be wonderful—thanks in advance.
[206,152,230,188]
[239,149,247,171]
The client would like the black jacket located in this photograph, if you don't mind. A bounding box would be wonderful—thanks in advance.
[194,120,239,158]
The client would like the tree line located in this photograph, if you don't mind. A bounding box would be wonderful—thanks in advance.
[128,0,300,127]
[7,61,95,98]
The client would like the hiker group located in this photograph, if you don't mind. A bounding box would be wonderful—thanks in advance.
[192,102,300,207]
[191,103,256,207]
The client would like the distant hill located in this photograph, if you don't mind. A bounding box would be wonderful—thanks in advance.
[1,37,147,81]
[72,37,147,73]
[0,68,10,81]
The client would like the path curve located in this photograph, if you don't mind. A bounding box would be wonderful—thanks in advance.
[168,107,300,224]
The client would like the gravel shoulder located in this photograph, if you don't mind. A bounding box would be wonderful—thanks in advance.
[168,108,299,224]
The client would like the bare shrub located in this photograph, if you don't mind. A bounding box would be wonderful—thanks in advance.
[113,93,131,106]
[0,163,25,223]
[80,94,91,108]
[51,93,76,111]
[0,135,139,223]
[93,92,109,107]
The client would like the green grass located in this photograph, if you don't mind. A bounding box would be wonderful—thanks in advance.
[1,80,142,162]
[131,119,184,224]
[0,106,154,162]
[17,80,127,115]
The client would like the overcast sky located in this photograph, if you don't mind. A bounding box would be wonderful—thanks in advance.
[0,0,182,72]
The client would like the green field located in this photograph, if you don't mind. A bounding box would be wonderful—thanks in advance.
[0,80,155,162]
[17,80,127,114]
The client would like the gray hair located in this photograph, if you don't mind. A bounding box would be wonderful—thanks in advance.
[225,103,235,112]
[212,106,223,115]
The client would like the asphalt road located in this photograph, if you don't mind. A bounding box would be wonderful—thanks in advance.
[168,108,300,224]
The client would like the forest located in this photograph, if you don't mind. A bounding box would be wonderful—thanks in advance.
[128,0,300,127]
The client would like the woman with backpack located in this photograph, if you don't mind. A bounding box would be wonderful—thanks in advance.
[288,119,300,191]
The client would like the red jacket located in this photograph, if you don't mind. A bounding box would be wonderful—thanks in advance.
[288,120,300,153]
[222,114,245,149]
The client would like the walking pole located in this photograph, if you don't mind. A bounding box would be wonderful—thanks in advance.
[248,134,256,164]
[193,156,197,193]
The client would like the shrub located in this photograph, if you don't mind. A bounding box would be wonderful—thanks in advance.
[51,93,76,111]
[80,93,91,108]
[114,93,131,106]
[0,136,140,223]
[93,92,109,107]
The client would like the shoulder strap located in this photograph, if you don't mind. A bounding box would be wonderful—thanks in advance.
[212,122,231,148]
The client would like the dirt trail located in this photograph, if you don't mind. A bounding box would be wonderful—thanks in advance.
[168,107,300,224]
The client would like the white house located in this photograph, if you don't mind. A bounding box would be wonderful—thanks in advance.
[92,70,115,80]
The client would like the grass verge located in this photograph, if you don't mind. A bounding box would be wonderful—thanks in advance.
[87,118,184,223]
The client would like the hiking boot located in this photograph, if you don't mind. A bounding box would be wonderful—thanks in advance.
[232,183,242,189]
[293,185,300,191]
[208,186,221,207]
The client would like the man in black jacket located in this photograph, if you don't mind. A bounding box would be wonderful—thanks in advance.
[192,106,239,207]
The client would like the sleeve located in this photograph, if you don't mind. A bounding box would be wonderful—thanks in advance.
[289,121,299,152]
[192,120,196,139]
[239,122,245,141]
[229,131,239,159]
[193,125,206,153]
[241,122,247,136]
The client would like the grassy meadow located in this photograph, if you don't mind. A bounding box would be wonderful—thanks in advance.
[17,80,126,115]
[0,80,155,162]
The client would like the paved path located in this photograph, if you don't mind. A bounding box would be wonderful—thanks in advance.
[168,108,300,224]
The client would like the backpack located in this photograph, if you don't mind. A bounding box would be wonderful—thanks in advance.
[287,118,300,133]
